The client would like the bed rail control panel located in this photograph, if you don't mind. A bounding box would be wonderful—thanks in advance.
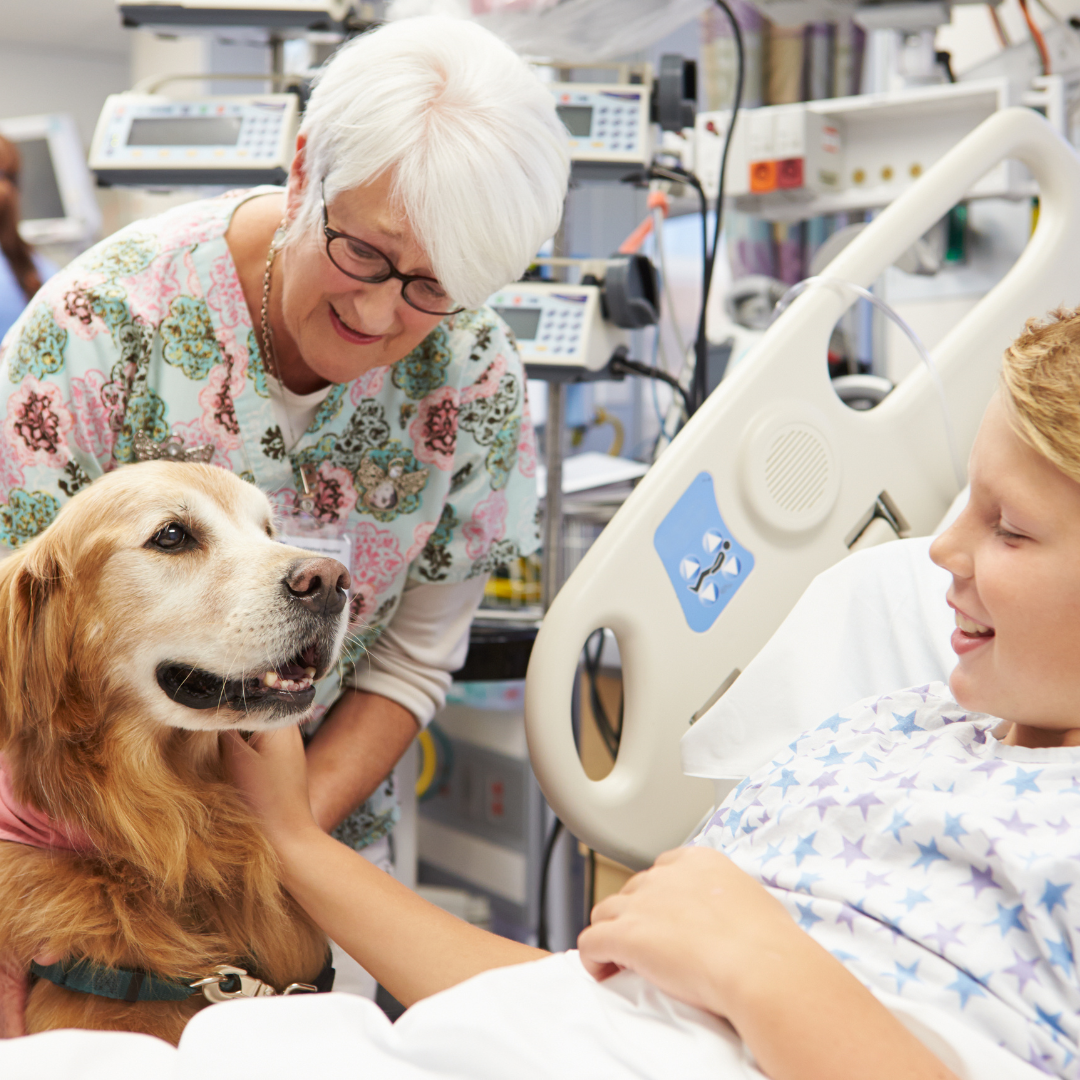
[89,93,301,186]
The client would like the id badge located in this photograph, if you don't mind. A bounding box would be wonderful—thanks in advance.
[276,463,352,574]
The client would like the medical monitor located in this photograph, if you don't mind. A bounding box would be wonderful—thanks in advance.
[126,116,244,147]
[116,0,350,30]
[0,113,101,246]
[90,93,301,187]
[492,305,542,343]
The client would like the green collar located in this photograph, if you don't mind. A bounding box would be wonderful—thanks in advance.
[31,958,196,1002]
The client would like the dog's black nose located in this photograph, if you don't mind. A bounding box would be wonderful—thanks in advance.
[284,558,350,617]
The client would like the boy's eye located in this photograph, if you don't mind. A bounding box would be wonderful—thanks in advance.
[994,521,1025,541]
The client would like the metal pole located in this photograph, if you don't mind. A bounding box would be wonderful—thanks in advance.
[541,380,566,611]
[269,32,285,79]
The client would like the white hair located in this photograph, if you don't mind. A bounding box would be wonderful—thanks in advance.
[293,16,570,310]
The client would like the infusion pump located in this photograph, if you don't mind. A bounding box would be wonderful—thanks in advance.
[488,256,658,378]
[489,284,623,376]
[550,84,651,172]
[89,93,300,187]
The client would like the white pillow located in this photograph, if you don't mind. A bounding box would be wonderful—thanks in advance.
[681,536,956,782]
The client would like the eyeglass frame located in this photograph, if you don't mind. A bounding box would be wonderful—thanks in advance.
[320,181,464,317]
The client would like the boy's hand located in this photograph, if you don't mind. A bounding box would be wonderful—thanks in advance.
[577,845,798,1019]
[223,726,318,846]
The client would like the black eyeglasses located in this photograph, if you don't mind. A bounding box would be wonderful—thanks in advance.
[321,183,463,317]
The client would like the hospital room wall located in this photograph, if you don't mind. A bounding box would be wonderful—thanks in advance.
[0,23,274,257]
[0,43,127,148]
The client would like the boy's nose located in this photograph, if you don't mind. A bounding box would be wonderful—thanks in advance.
[929,517,974,580]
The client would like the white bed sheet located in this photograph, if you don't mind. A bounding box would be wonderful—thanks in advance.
[0,952,1048,1080]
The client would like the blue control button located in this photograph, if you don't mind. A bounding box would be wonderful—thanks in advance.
[654,472,754,633]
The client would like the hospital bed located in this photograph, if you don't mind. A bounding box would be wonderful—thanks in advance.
[525,105,1080,870]
[1,107,1075,1080]
[2,526,1046,1080]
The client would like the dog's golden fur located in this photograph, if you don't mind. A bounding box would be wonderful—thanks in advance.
[0,462,347,1044]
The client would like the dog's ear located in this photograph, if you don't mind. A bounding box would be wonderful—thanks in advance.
[0,531,68,747]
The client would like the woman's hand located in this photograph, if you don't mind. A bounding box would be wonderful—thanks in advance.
[223,726,318,848]
[578,845,795,1018]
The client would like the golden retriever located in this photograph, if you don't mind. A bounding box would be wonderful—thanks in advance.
[0,461,350,1044]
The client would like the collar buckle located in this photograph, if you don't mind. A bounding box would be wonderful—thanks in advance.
[190,964,278,1002]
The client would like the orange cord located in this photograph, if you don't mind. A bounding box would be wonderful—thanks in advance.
[617,190,672,255]
[1018,0,1052,74]
[988,3,1010,47]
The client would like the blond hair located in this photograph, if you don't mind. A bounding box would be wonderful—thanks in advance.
[1000,308,1080,485]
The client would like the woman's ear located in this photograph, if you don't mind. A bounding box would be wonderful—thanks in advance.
[284,134,309,226]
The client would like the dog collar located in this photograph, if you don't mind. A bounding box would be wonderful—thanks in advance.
[30,958,197,1003]
[31,956,335,1004]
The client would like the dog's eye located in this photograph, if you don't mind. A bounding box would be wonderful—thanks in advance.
[148,522,190,551]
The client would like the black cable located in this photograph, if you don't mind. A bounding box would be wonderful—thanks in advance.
[537,818,564,951]
[587,847,597,913]
[619,164,705,429]
[583,629,623,759]
[691,0,744,415]
[609,351,693,418]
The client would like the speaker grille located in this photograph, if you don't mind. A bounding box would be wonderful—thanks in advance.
[763,425,831,515]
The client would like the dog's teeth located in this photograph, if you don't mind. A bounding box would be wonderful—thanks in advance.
[305,667,316,678]
[263,671,279,687]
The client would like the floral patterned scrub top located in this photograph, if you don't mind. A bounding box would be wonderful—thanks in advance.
[0,188,540,849]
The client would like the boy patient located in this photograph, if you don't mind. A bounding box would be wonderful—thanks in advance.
[229,309,1080,1080]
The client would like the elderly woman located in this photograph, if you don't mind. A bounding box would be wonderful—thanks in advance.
[0,16,568,991]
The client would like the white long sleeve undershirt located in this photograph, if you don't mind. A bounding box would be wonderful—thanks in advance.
[344,575,487,728]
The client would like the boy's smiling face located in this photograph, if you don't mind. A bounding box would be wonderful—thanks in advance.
[930,392,1080,748]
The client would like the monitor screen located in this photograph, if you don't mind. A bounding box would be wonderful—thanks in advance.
[126,116,243,147]
[494,306,542,342]
[16,138,65,222]
[556,105,593,138]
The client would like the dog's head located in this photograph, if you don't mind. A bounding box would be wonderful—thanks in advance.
[0,461,351,743]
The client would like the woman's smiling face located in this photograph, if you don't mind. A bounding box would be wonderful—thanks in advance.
[929,392,1080,747]
[277,164,446,387]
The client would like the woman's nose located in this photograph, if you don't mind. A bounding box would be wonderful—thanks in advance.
[350,279,399,334]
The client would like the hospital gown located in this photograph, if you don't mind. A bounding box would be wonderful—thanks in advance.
[697,684,1080,1078]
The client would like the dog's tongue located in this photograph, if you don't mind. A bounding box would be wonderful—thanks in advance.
[275,659,309,680]
[267,645,321,683]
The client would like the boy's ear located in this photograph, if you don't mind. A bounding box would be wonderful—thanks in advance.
[0,533,67,747]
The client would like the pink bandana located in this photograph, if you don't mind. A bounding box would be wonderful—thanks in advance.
[0,754,93,854]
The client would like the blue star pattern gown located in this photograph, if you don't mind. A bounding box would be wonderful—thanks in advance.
[697,685,1080,1077]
